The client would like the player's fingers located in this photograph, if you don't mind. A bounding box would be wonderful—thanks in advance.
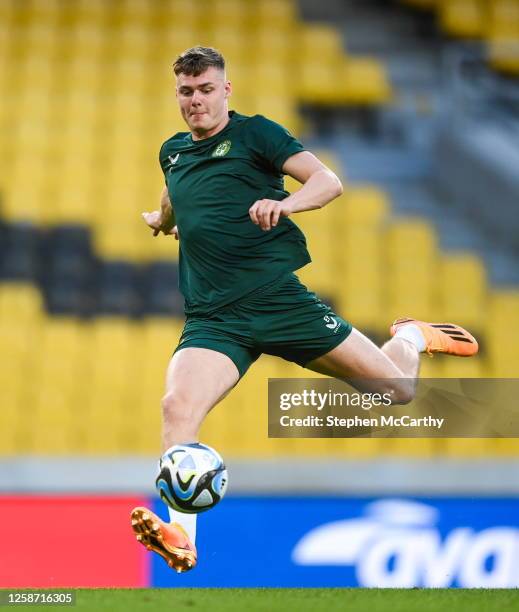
[249,202,260,225]
[153,228,159,236]
[256,205,263,228]
[258,204,270,230]
[263,206,273,231]
[142,212,158,229]
[263,203,278,230]
[271,206,282,228]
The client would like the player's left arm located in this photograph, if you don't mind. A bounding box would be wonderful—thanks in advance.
[249,151,343,231]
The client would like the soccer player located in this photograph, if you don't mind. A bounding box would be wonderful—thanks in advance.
[131,47,478,572]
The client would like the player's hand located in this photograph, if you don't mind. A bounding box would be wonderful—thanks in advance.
[141,211,179,240]
[249,199,293,231]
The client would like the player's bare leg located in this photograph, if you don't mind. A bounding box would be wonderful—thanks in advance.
[161,347,239,450]
[306,319,478,404]
[131,347,239,572]
[306,329,419,403]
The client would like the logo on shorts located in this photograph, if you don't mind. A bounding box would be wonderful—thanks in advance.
[324,315,340,333]
[212,140,231,157]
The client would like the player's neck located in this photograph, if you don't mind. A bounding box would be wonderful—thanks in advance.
[191,112,230,141]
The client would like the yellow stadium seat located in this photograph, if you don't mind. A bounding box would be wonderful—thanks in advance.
[39,316,80,346]
[297,62,339,105]
[442,354,486,378]
[299,23,345,62]
[488,39,519,74]
[132,317,184,452]
[333,188,389,331]
[19,21,60,56]
[487,291,519,376]
[80,320,144,453]
[203,0,250,30]
[160,0,202,22]
[11,114,53,156]
[385,219,439,322]
[0,320,36,366]
[439,0,485,38]
[75,0,111,22]
[253,0,298,31]
[31,389,78,454]
[417,355,446,378]
[113,0,156,25]
[110,60,149,91]
[488,0,519,38]
[204,28,250,67]
[2,181,49,224]
[379,438,438,458]
[250,29,294,66]
[0,390,22,455]
[82,387,126,454]
[61,57,105,91]
[16,55,57,89]
[440,438,494,458]
[337,229,384,331]
[2,23,28,59]
[0,51,14,107]
[298,56,392,106]
[110,26,154,60]
[439,254,486,330]
[297,229,337,298]
[248,95,300,135]
[343,186,390,225]
[24,0,62,21]
[155,25,201,60]
[342,58,393,105]
[488,438,519,457]
[0,355,27,412]
[13,88,54,129]
[92,318,141,354]
[487,0,519,73]
[0,284,43,321]
[69,22,108,57]
[0,0,18,24]
[246,62,293,97]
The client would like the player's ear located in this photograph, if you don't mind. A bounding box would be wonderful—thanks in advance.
[225,80,232,97]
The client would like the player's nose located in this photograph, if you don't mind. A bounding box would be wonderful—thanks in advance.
[191,90,203,105]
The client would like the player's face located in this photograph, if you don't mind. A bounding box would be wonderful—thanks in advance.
[176,67,231,139]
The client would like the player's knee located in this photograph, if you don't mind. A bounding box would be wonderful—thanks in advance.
[386,380,415,405]
[161,390,197,426]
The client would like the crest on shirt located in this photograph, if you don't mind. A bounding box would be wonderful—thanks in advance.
[212,140,231,157]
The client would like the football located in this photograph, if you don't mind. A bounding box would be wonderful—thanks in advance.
[155,442,228,514]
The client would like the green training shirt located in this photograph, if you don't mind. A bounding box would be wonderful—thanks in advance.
[159,111,311,315]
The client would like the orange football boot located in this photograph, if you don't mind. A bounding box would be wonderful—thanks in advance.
[390,317,478,357]
[131,507,197,573]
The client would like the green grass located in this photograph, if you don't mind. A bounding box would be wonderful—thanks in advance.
[2,588,518,612]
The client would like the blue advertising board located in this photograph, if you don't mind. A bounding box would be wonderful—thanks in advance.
[151,496,519,588]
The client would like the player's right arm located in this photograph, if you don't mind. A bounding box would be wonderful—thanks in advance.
[142,186,178,239]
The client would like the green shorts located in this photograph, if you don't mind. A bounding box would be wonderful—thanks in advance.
[175,272,352,378]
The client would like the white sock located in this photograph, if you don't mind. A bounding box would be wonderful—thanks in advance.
[167,507,197,543]
[394,324,426,352]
